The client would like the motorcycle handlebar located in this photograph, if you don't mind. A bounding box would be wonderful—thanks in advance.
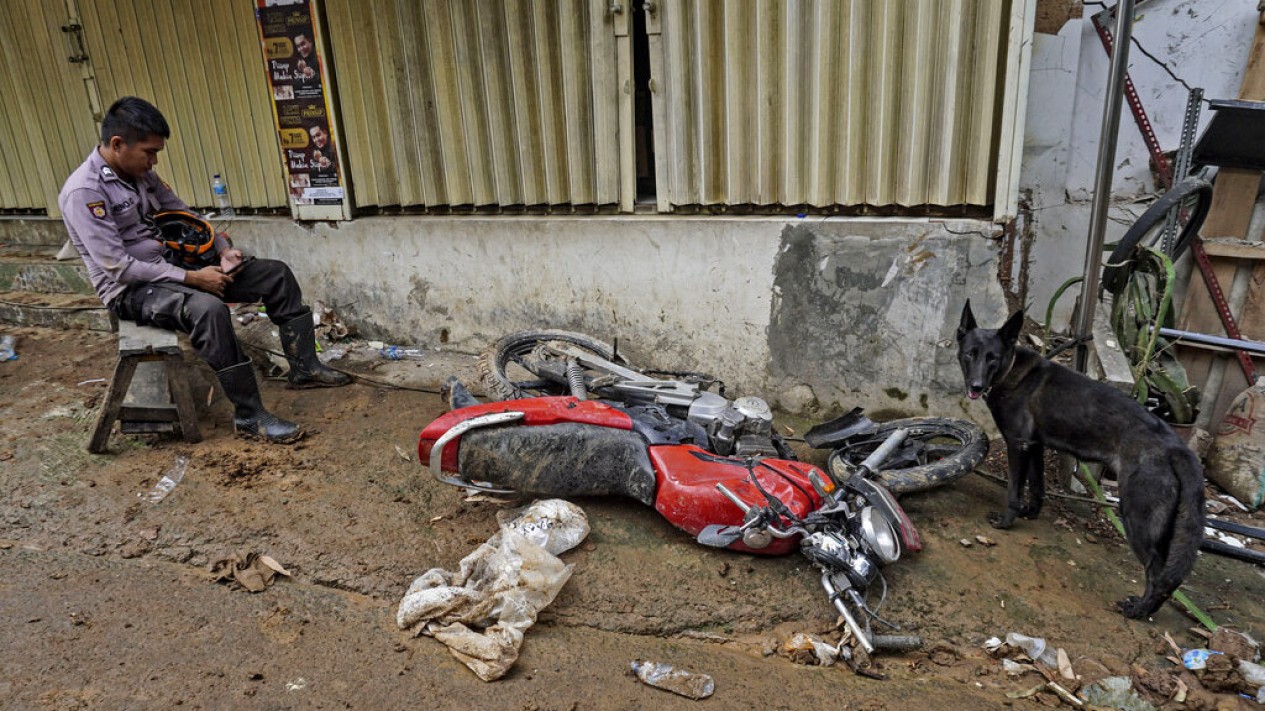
[714,483,806,538]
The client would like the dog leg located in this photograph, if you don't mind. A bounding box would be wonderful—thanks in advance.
[1018,443,1045,519]
[989,439,1030,529]
[1116,465,1187,619]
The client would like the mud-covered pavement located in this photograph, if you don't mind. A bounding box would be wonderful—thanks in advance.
[3,325,1264,710]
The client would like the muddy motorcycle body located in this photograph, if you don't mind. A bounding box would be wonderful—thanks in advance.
[419,395,891,556]
[419,393,925,653]
[419,330,987,654]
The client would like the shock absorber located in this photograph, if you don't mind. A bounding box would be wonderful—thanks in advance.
[565,358,588,399]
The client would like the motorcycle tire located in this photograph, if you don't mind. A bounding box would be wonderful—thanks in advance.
[478,329,625,401]
[1100,176,1213,295]
[827,417,988,495]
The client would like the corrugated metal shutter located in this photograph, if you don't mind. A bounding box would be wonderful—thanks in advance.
[324,0,622,209]
[647,0,1008,211]
[77,0,287,209]
[0,3,99,215]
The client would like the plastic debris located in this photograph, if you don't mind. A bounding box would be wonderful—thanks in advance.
[397,499,589,681]
[380,345,425,360]
[312,300,351,340]
[317,346,347,364]
[142,455,189,503]
[1183,648,1223,671]
[208,551,291,592]
[0,334,16,362]
[1005,631,1059,667]
[1241,659,1265,687]
[1079,676,1155,711]
[779,632,841,666]
[1002,658,1031,675]
[630,660,715,700]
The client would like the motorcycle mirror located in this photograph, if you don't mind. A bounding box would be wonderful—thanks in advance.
[696,524,743,548]
[803,407,877,449]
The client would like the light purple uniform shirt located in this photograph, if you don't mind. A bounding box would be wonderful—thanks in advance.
[58,148,226,307]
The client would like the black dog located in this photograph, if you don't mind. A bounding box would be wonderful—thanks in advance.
[956,300,1204,619]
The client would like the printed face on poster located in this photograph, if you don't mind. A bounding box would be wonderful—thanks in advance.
[257,0,345,206]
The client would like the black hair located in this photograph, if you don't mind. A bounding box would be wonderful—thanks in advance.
[100,96,170,145]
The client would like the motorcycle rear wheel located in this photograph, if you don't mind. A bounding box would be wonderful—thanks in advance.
[827,417,988,494]
[478,329,625,401]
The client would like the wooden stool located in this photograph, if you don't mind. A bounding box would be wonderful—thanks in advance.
[88,321,202,453]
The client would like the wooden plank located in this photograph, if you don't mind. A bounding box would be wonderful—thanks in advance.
[1202,169,1262,238]
[118,321,179,354]
[88,356,137,453]
[1235,261,1265,345]
[1092,297,1135,393]
[1202,238,1265,260]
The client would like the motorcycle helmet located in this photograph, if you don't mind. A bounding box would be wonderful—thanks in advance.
[153,210,217,269]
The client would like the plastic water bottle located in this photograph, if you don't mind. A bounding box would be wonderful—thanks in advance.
[143,455,190,503]
[630,660,714,699]
[210,174,235,217]
[380,345,425,361]
[0,334,15,361]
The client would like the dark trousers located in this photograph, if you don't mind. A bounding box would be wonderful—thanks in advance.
[110,258,304,371]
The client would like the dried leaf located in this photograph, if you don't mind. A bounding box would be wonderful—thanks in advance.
[1057,648,1075,680]
[258,554,291,577]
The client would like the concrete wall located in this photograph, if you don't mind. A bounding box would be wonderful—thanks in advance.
[1021,0,1260,326]
[214,215,1004,419]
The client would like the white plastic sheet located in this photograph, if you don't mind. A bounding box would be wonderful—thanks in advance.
[397,499,589,681]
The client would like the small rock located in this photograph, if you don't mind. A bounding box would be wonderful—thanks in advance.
[1197,652,1245,693]
[1210,628,1259,662]
[960,538,973,547]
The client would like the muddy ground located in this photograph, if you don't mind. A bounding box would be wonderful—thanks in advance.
[2,324,1264,710]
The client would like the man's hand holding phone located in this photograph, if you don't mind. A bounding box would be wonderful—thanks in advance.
[220,248,250,275]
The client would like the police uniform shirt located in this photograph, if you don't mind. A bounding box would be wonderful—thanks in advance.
[58,148,227,307]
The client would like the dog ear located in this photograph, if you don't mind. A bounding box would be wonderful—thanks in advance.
[999,310,1024,345]
[957,300,977,341]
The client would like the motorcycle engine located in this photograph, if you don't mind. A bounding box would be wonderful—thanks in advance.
[687,394,777,457]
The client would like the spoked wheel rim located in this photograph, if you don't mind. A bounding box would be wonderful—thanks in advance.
[477,330,623,401]
[828,417,989,495]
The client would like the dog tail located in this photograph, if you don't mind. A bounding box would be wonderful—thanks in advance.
[1154,448,1206,602]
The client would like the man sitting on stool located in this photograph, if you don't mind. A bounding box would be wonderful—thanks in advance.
[59,96,350,444]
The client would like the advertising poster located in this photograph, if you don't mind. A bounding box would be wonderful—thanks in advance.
[256,0,345,206]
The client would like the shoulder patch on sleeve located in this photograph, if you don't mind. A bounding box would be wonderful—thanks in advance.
[86,200,107,219]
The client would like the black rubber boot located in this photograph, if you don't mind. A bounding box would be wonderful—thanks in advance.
[215,361,304,443]
[277,307,352,388]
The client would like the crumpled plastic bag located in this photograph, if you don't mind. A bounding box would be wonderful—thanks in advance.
[208,551,291,592]
[779,632,841,666]
[397,499,589,681]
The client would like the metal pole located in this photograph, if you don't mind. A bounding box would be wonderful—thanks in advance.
[1074,0,1135,373]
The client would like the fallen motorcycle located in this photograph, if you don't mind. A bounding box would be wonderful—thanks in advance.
[418,330,987,655]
